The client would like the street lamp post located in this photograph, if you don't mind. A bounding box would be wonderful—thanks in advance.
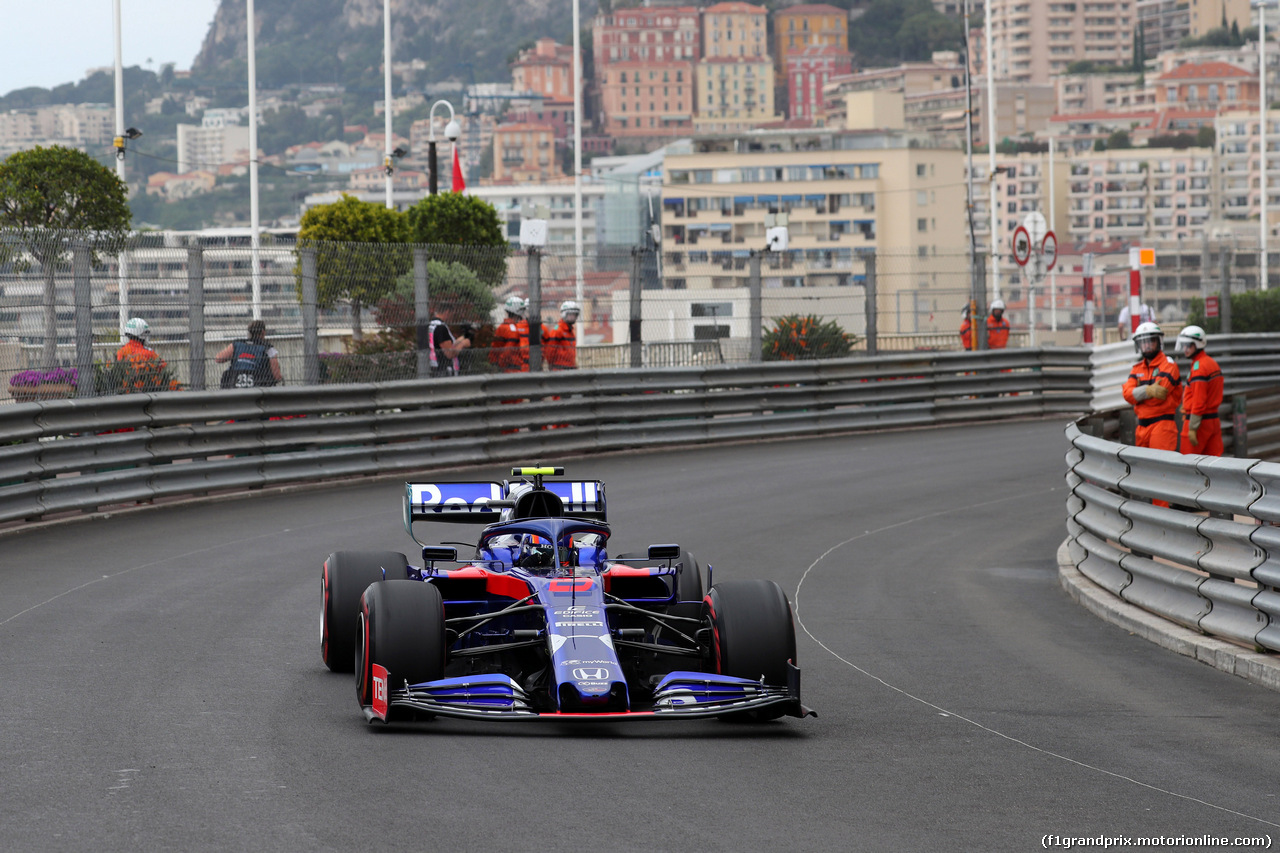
[383,0,394,209]
[428,100,460,195]
[1258,0,1276,290]
[247,0,261,319]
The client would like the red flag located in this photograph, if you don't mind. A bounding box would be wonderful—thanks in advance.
[451,145,466,193]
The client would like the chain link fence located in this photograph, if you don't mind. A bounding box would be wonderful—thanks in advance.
[1,229,1265,402]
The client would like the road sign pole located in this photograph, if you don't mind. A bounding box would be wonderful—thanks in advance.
[1127,247,1141,336]
[1082,253,1095,345]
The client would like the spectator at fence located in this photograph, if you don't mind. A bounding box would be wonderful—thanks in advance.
[427,302,471,378]
[491,295,530,373]
[959,305,972,350]
[216,320,282,388]
[1176,325,1224,457]
[1123,323,1182,509]
[544,300,580,369]
[986,300,1010,349]
[1116,303,1155,339]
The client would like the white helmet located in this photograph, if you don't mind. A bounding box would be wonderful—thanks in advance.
[1133,321,1163,358]
[504,295,527,318]
[560,300,581,320]
[123,317,150,341]
[990,299,1005,312]
[1176,324,1207,353]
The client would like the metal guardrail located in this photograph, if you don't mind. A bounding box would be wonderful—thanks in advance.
[0,348,1091,526]
[1065,417,1280,654]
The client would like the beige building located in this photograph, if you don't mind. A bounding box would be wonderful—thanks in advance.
[970,150,1072,260]
[0,103,114,158]
[702,1,768,59]
[694,57,778,132]
[828,84,1054,147]
[987,0,1134,85]
[1217,108,1280,234]
[1056,71,1155,115]
[1139,0,1252,56]
[1065,146,1214,244]
[660,128,966,334]
[491,123,562,183]
[823,52,965,99]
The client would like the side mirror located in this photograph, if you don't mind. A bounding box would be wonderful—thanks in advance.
[422,546,458,563]
[647,544,681,561]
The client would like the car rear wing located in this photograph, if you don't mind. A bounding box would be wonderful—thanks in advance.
[403,479,608,533]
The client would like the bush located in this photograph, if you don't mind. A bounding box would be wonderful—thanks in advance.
[762,314,856,361]
[95,357,179,394]
[1187,289,1280,333]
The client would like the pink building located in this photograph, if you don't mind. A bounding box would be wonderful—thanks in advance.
[786,45,851,121]
[593,5,701,137]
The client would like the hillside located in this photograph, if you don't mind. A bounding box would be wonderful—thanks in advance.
[192,0,599,90]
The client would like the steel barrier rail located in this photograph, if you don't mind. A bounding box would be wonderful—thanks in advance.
[0,348,1089,526]
[1064,420,1280,653]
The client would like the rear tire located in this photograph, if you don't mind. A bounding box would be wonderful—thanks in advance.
[707,580,796,719]
[674,548,703,602]
[356,580,446,713]
[321,551,407,672]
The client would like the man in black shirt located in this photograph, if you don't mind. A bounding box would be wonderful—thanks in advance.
[427,303,471,377]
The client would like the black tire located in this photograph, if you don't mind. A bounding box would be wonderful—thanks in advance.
[321,551,408,673]
[674,548,703,602]
[707,579,796,688]
[356,580,446,712]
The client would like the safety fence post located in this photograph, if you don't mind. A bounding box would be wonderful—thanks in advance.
[1082,253,1095,346]
[528,248,542,372]
[413,248,430,380]
[300,246,320,387]
[748,250,762,363]
[73,243,94,399]
[629,248,643,368]
[864,249,878,357]
[1233,394,1249,457]
[187,244,205,390]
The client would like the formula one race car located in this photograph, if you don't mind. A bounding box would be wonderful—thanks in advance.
[320,467,813,723]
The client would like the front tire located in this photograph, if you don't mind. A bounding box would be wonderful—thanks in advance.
[321,551,408,672]
[707,580,797,720]
[356,580,446,714]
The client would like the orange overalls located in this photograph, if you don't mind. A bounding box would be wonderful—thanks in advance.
[1180,351,1224,457]
[543,320,577,370]
[1122,349,1182,453]
[986,314,1010,349]
[959,318,972,350]
[490,318,529,373]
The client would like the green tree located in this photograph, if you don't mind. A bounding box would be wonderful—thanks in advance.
[406,191,508,286]
[1106,130,1133,150]
[297,193,410,341]
[0,146,131,367]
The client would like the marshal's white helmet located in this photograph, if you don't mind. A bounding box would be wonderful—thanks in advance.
[504,295,527,318]
[990,299,1005,312]
[123,317,150,341]
[560,300,581,320]
[1133,321,1163,358]
[1176,324,1207,353]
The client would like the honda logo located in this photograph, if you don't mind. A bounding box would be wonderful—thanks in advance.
[573,667,609,681]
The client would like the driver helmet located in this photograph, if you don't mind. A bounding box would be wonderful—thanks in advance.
[1133,321,1164,360]
[123,317,150,342]
[519,534,556,570]
[560,300,581,322]
[1175,324,1207,354]
[504,294,527,319]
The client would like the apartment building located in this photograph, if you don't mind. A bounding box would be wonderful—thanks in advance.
[659,128,965,334]
[786,45,852,121]
[1139,0,1252,56]
[511,37,577,105]
[593,5,701,137]
[826,83,1051,147]
[1216,108,1280,233]
[773,4,848,73]
[1056,71,1154,114]
[702,1,768,59]
[175,122,251,174]
[969,150,1072,252]
[987,0,1134,85]
[1153,61,1257,111]
[491,123,562,183]
[0,103,114,158]
[695,57,777,132]
[824,52,965,99]
[1066,146,1214,244]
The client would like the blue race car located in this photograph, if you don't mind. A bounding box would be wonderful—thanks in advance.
[320,467,813,723]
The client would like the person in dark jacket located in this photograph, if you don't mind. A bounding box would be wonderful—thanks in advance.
[216,320,283,387]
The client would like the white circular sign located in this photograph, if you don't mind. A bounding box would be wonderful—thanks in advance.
[1041,231,1058,271]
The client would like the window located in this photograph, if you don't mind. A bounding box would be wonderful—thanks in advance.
[916,164,926,177]
[917,191,928,205]
[917,218,928,232]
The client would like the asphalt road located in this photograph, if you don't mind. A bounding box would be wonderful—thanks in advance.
[2,419,1278,852]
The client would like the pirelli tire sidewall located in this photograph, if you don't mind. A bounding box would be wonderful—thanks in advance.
[321,551,407,673]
